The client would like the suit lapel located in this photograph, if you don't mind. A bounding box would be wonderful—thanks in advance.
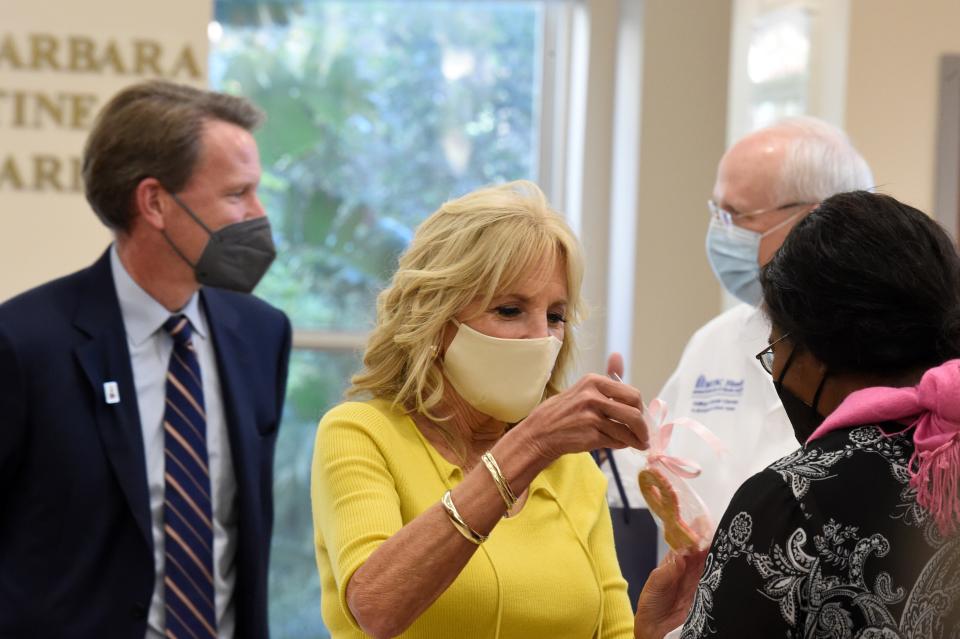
[73,250,153,548]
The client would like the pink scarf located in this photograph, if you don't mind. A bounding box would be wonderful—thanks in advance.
[807,359,960,536]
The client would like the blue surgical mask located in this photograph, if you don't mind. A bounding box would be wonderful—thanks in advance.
[705,212,803,305]
[705,218,763,305]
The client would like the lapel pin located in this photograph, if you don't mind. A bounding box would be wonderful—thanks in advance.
[103,381,121,405]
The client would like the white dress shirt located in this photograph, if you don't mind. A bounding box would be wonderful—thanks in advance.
[110,246,238,638]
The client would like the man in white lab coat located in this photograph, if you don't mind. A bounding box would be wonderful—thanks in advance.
[610,117,873,553]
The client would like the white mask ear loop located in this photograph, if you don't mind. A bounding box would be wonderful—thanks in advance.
[760,208,806,239]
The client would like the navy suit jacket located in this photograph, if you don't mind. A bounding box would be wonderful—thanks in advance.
[0,249,291,638]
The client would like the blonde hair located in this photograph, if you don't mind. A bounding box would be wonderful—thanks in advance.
[348,180,585,417]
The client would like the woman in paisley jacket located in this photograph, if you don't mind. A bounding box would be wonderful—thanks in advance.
[636,190,960,639]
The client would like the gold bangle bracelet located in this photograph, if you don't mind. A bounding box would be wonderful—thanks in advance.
[441,490,488,545]
[481,451,518,510]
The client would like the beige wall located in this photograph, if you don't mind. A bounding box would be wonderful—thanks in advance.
[1,1,210,300]
[629,0,732,397]
[845,0,960,213]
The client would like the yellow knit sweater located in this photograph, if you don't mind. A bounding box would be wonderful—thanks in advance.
[311,399,634,639]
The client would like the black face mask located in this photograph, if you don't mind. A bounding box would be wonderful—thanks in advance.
[773,345,830,444]
[163,192,277,294]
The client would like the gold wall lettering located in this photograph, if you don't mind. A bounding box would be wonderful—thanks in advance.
[0,33,202,79]
[0,90,99,130]
[0,32,203,191]
[0,154,83,192]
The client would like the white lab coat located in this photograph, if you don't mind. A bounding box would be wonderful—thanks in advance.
[608,303,798,534]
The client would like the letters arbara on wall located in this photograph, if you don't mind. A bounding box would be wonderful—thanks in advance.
[0,33,203,193]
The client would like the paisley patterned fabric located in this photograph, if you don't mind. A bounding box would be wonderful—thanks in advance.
[681,424,960,638]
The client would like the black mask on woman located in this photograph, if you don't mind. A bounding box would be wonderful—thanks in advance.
[774,345,830,445]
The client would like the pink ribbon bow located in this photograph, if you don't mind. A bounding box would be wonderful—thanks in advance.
[644,398,727,478]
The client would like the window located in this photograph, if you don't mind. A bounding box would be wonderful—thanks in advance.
[746,4,811,129]
[210,2,565,635]
[728,0,852,143]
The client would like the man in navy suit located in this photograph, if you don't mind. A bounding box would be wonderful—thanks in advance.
[0,80,292,638]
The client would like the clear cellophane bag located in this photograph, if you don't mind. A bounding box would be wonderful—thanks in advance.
[636,399,723,552]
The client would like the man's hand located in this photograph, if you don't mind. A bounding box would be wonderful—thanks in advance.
[634,549,707,639]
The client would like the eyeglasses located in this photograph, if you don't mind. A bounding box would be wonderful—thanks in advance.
[708,200,815,227]
[755,332,791,375]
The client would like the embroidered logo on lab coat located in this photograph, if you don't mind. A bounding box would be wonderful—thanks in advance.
[691,375,744,413]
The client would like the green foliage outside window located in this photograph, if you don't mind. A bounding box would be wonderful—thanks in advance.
[213,1,542,330]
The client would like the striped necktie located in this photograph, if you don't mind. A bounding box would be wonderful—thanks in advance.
[162,315,217,638]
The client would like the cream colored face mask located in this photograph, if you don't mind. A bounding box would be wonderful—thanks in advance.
[441,320,563,423]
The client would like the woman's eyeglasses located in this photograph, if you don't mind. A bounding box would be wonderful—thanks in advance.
[755,332,791,375]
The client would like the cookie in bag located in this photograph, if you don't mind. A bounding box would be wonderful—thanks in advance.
[637,468,703,551]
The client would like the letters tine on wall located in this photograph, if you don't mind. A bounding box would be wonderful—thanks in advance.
[0,33,203,193]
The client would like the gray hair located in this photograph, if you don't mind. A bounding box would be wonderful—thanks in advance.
[769,116,874,204]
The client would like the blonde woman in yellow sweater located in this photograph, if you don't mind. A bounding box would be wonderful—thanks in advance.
[311,181,675,639]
